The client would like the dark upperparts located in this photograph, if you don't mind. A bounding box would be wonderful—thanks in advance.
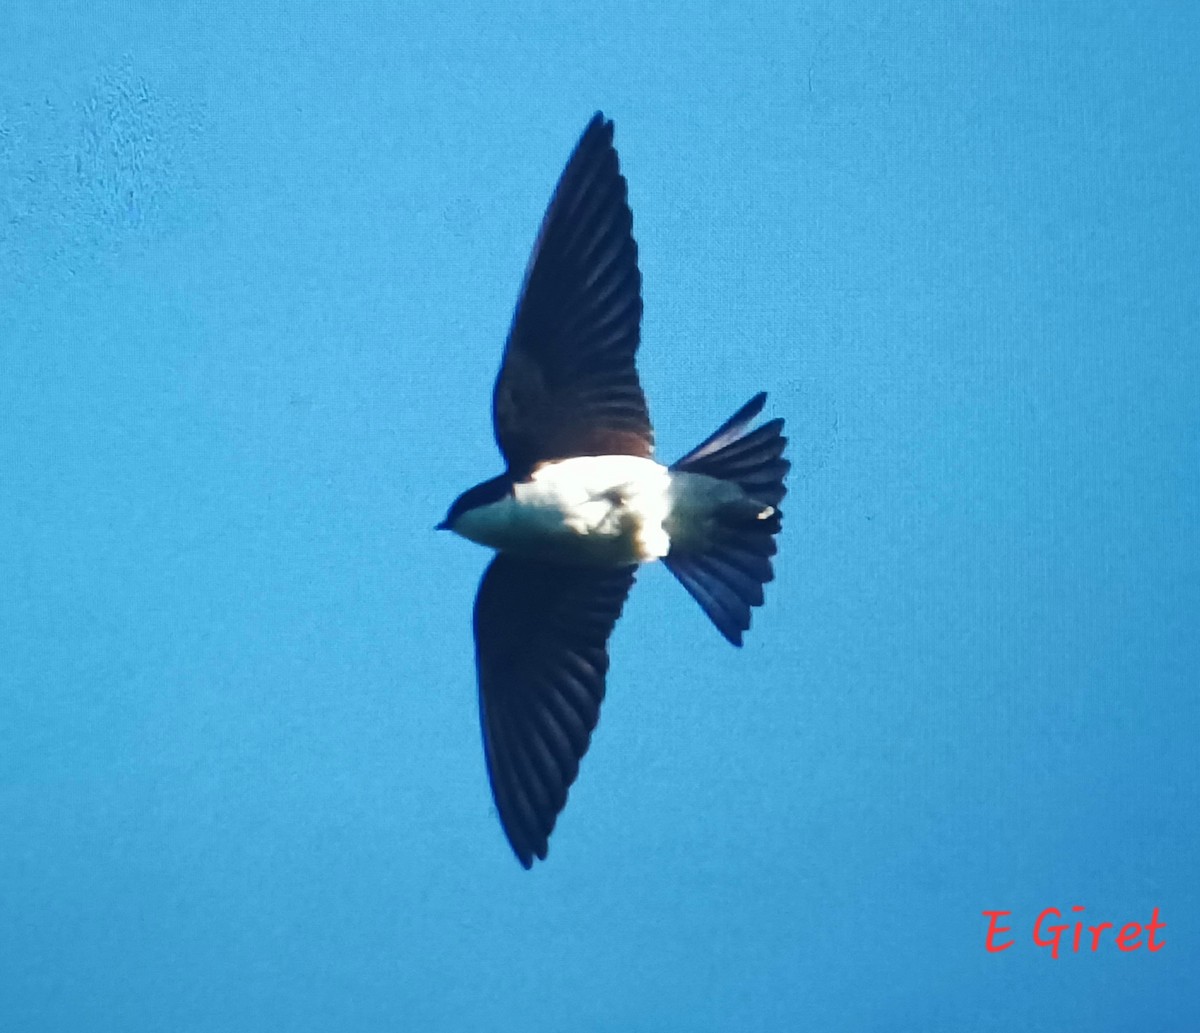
[438,474,513,530]
[489,112,652,476]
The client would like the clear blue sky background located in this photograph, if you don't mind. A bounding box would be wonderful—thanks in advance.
[2,2,1197,1030]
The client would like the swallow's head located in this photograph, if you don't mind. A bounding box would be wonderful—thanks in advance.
[438,474,512,534]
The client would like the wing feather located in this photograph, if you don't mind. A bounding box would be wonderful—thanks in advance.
[473,554,636,867]
[492,114,652,474]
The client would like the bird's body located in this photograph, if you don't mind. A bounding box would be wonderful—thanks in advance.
[452,456,770,567]
[439,112,789,867]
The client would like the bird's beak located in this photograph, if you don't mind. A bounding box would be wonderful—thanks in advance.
[435,519,450,531]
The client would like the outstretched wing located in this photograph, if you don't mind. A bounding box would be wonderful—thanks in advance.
[473,553,636,867]
[492,113,652,476]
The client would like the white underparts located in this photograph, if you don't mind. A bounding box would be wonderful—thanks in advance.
[451,455,767,568]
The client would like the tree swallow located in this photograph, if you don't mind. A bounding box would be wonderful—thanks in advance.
[439,113,789,868]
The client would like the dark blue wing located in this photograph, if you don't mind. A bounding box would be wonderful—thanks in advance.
[492,114,652,475]
[473,554,636,867]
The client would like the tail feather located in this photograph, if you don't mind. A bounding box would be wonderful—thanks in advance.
[667,556,751,643]
[671,392,768,469]
[671,395,789,507]
[666,394,789,646]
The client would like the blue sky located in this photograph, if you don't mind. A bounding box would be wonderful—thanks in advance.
[2,2,1197,1030]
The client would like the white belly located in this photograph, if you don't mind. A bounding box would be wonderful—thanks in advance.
[452,455,755,567]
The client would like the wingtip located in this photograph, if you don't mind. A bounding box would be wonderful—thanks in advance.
[583,110,614,146]
[511,839,547,870]
[575,111,613,145]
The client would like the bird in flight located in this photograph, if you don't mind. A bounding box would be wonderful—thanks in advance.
[438,113,789,867]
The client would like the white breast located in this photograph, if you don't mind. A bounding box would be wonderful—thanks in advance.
[454,455,673,566]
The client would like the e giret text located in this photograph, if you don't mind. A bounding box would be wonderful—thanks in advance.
[982,907,1165,957]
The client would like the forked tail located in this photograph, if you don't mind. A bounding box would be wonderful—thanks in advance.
[665,393,789,646]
